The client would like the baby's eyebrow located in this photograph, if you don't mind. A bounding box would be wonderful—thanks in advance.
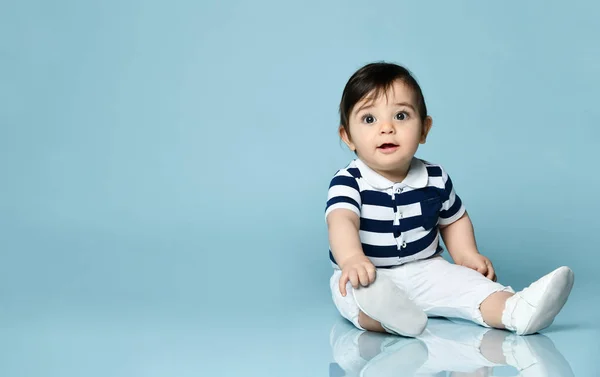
[354,103,374,115]
[395,102,416,111]
[353,101,416,117]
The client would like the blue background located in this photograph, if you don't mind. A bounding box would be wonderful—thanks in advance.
[1,0,599,376]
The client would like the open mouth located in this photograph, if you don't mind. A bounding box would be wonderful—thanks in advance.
[378,143,399,150]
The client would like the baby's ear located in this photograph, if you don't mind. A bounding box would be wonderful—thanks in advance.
[420,117,433,144]
[339,126,356,151]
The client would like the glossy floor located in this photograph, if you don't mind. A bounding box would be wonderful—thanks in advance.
[2,288,598,377]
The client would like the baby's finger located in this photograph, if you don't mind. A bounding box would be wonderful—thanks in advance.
[366,265,376,283]
[349,270,360,289]
[339,272,349,297]
[358,268,370,287]
[475,263,487,275]
[486,263,496,281]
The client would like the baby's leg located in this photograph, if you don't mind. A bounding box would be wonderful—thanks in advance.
[330,268,427,336]
[393,256,515,327]
[330,269,384,332]
[479,291,515,328]
[397,256,574,335]
[352,271,428,337]
[475,266,575,334]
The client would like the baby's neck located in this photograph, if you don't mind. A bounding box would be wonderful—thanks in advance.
[372,163,411,183]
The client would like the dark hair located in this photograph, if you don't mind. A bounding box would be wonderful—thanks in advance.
[339,62,428,133]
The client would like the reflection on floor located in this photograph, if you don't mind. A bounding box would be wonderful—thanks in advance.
[329,317,574,377]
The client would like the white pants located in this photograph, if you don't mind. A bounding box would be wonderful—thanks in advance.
[330,256,514,330]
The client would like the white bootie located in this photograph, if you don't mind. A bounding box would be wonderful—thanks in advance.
[353,274,427,337]
[501,266,574,335]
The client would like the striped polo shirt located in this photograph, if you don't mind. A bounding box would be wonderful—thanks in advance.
[325,157,465,269]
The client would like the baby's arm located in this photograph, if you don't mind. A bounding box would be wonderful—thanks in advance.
[327,209,363,266]
[440,213,496,281]
[326,169,376,296]
[439,212,479,259]
[437,166,496,280]
[327,209,376,296]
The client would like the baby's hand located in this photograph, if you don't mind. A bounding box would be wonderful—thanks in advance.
[339,255,376,297]
[458,253,497,281]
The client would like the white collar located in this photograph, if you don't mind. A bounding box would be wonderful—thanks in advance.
[354,157,429,190]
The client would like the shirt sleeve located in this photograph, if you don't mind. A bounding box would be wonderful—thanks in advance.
[438,167,466,226]
[325,169,361,219]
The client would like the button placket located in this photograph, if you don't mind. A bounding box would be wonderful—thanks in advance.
[393,185,406,250]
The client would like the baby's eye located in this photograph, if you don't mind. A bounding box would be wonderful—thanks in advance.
[362,114,376,124]
[395,112,409,121]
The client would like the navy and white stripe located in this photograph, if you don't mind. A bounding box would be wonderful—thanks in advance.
[325,158,465,269]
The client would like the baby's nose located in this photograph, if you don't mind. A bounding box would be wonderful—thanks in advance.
[380,122,394,133]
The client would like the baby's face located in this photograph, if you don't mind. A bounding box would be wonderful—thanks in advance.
[341,80,432,181]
